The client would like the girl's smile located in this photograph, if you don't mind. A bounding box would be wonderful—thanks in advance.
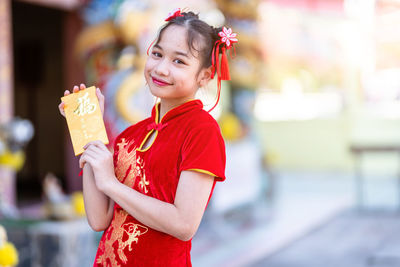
[151,76,172,87]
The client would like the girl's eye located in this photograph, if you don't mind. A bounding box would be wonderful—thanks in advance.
[152,52,162,58]
[174,59,185,65]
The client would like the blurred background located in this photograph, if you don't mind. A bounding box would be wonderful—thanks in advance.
[1,0,400,266]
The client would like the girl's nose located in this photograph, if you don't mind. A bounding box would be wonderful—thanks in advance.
[154,59,169,76]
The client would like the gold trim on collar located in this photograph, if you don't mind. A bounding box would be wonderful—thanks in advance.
[137,129,158,152]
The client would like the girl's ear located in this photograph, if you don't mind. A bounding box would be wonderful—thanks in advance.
[197,66,213,88]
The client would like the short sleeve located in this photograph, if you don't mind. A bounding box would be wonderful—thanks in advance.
[179,123,226,181]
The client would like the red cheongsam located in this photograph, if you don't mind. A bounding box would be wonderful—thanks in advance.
[94,100,226,267]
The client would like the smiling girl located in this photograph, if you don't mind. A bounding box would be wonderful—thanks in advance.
[59,9,237,266]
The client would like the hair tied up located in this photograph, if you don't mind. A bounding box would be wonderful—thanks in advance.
[208,27,238,112]
[165,8,183,21]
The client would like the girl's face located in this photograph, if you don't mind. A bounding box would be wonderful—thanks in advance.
[144,25,211,105]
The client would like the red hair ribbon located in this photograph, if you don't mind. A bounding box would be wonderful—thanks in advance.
[208,27,238,113]
[165,8,184,21]
[147,122,168,131]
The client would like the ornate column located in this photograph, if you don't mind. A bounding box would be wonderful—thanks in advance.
[0,0,16,216]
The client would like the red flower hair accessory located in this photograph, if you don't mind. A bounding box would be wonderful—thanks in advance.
[208,27,238,112]
[165,8,184,21]
[218,27,238,49]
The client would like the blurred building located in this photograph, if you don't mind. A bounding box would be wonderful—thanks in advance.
[253,0,400,175]
[1,0,87,210]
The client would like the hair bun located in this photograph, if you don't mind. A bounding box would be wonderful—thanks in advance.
[181,11,199,20]
[211,26,223,44]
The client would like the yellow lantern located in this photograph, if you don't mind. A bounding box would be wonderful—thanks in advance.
[0,225,19,267]
[219,112,243,141]
[0,150,25,171]
[71,192,86,216]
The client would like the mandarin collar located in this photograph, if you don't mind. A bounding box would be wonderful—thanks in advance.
[151,99,203,124]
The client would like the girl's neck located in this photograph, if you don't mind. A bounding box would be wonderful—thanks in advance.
[158,97,194,121]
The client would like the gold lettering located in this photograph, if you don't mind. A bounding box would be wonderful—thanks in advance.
[73,92,96,116]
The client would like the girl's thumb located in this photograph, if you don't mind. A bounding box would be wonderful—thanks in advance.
[96,88,103,97]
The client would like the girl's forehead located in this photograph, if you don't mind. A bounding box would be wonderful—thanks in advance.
[159,26,188,46]
[158,25,202,57]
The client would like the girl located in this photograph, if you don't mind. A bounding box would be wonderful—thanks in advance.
[59,9,237,266]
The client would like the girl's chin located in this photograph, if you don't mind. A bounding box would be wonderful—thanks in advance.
[148,89,169,99]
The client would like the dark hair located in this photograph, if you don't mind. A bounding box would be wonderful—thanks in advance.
[154,11,222,70]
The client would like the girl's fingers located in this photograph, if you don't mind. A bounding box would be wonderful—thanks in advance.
[84,140,108,152]
[79,153,95,168]
[96,88,104,102]
[84,142,107,156]
[85,145,109,158]
[79,154,86,168]
[62,83,87,119]
[96,87,104,98]
[72,83,87,94]
[96,88,105,115]
[84,145,103,156]
[58,102,66,117]
[60,90,70,117]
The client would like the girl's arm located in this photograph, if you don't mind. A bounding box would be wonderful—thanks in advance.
[80,140,214,241]
[59,83,111,231]
[82,163,114,231]
[104,170,214,241]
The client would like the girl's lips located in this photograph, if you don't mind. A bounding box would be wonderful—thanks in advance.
[152,77,171,86]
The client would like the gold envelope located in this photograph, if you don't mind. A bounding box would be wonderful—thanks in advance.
[61,86,109,156]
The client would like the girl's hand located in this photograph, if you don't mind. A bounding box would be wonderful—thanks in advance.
[79,140,117,191]
[58,83,105,117]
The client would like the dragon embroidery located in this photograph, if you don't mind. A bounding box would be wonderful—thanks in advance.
[96,209,148,266]
[115,138,149,193]
[95,137,152,266]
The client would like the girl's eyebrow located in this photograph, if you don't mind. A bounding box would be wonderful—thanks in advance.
[154,44,163,50]
[175,51,189,58]
[154,44,189,58]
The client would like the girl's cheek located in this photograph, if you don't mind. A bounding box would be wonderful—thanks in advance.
[144,61,150,71]
[144,59,157,73]
[144,65,153,80]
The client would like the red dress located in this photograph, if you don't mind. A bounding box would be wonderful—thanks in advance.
[94,100,226,267]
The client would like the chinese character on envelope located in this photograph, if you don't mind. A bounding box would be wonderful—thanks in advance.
[61,86,109,156]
